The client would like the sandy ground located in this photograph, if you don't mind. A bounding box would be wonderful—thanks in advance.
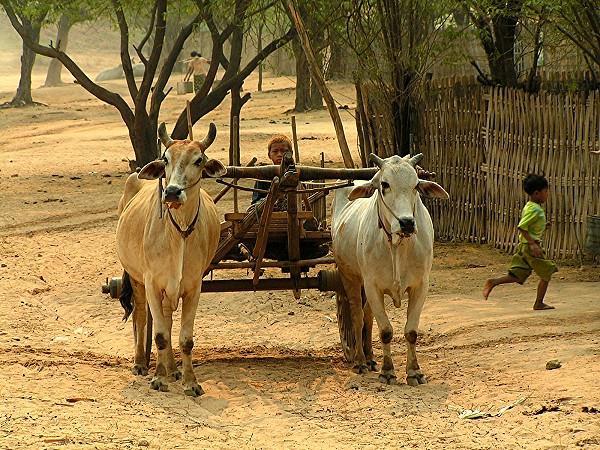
[1,23,600,450]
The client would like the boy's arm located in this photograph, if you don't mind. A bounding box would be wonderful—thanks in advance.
[518,227,543,257]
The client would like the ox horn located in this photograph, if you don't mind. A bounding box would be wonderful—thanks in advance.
[200,123,217,150]
[158,122,174,148]
[369,153,385,168]
[408,153,424,167]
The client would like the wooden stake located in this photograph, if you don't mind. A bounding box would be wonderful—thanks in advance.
[186,100,193,141]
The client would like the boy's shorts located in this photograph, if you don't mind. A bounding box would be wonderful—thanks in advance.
[508,242,558,284]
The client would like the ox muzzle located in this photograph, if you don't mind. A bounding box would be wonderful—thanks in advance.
[163,184,187,208]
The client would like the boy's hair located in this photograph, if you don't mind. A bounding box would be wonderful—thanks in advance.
[191,51,198,57]
[523,174,549,195]
[267,135,292,154]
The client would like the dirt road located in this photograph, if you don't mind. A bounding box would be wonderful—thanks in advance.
[1,29,599,449]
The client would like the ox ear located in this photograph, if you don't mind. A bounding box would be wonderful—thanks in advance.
[138,159,166,180]
[417,180,449,199]
[202,158,227,178]
[348,182,376,201]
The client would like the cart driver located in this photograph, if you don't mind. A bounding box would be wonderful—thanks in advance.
[247,135,328,260]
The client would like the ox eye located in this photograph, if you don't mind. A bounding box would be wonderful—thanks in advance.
[381,181,390,191]
[162,156,169,165]
[194,156,205,166]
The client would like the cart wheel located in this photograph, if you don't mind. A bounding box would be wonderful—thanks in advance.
[336,285,367,363]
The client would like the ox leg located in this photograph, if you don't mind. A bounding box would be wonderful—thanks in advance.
[340,274,368,374]
[362,299,377,371]
[145,281,171,392]
[131,280,148,376]
[180,289,203,397]
[161,301,181,381]
[364,282,396,384]
[405,284,427,386]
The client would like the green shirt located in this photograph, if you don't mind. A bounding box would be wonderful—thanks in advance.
[518,201,546,243]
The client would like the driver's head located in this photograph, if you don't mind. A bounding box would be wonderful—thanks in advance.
[267,135,293,165]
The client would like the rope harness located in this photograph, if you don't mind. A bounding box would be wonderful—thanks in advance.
[159,170,204,240]
[375,188,417,304]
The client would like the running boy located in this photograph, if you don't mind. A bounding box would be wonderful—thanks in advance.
[483,174,558,310]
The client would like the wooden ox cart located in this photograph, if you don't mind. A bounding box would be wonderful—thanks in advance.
[103,153,428,366]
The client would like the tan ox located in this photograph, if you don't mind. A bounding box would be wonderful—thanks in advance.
[116,122,225,396]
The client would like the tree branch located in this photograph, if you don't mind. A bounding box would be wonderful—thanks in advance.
[150,10,204,121]
[137,0,158,60]
[1,0,134,128]
[138,0,166,104]
[111,0,138,99]
[556,24,600,65]
[172,27,296,139]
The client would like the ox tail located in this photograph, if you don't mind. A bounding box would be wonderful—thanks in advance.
[119,271,134,322]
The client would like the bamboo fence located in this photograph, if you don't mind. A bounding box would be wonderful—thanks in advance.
[418,76,487,243]
[357,74,600,260]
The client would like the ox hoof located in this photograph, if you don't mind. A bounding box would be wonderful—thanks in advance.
[353,363,369,374]
[378,373,397,385]
[406,372,427,386]
[171,370,182,381]
[150,377,169,392]
[184,382,205,397]
[367,360,378,372]
[132,364,148,376]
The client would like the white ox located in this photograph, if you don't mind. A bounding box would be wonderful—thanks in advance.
[116,123,225,396]
[331,154,448,385]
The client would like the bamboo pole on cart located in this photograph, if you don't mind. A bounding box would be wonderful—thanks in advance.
[186,101,193,140]
[232,116,240,213]
[286,0,354,168]
[291,115,300,163]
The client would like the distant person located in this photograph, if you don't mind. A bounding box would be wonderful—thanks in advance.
[183,51,211,92]
[483,174,557,310]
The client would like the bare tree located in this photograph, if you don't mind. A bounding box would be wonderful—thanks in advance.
[343,0,453,157]
[170,0,295,139]
[1,0,294,166]
[467,0,525,87]
[1,2,49,106]
[44,14,73,87]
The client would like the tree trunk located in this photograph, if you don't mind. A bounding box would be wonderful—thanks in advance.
[472,0,524,87]
[389,68,414,157]
[310,74,323,109]
[490,15,520,86]
[293,38,311,112]
[44,14,72,87]
[327,41,346,80]
[12,20,42,105]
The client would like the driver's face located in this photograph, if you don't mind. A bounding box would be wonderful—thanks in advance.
[268,142,290,165]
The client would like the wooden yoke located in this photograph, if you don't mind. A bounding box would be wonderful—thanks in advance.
[209,164,436,181]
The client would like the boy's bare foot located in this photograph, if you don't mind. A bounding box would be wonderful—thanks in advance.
[533,302,555,310]
[483,279,495,300]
